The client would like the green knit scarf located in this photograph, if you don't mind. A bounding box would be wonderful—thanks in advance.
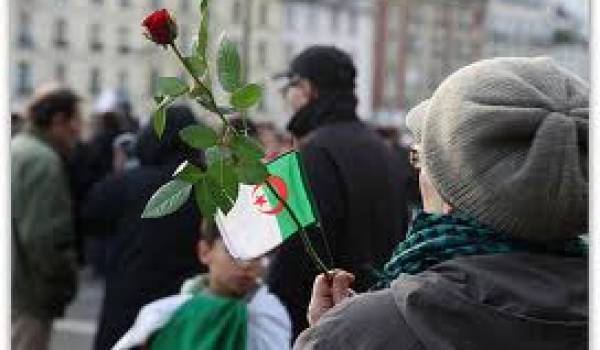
[373,210,587,290]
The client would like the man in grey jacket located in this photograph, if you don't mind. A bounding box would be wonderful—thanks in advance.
[12,85,82,350]
[296,57,588,349]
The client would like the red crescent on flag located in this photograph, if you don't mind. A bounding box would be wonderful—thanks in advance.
[252,175,288,215]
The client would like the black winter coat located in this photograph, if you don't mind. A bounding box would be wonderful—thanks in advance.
[267,120,410,339]
[83,110,203,350]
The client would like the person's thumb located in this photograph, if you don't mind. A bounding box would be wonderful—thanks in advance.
[331,270,355,304]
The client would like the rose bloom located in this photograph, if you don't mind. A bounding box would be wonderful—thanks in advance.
[142,9,178,45]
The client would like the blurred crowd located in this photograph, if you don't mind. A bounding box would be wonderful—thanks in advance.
[11,46,587,350]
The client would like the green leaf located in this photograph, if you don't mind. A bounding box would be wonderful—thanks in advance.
[230,134,265,161]
[158,77,189,97]
[152,96,173,138]
[231,84,262,110]
[152,107,166,138]
[195,176,218,218]
[184,56,207,78]
[210,182,234,214]
[195,0,209,60]
[179,124,219,149]
[217,35,241,92]
[207,160,239,206]
[194,173,235,217]
[173,161,203,183]
[205,145,232,166]
[142,179,193,218]
[235,160,268,185]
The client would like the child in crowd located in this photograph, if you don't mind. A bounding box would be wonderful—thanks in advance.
[112,220,291,350]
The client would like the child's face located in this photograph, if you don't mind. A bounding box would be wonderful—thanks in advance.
[198,239,265,298]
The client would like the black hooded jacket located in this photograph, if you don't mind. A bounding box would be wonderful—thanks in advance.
[82,106,203,350]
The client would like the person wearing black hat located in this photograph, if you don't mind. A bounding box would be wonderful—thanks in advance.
[267,46,410,340]
[82,105,204,350]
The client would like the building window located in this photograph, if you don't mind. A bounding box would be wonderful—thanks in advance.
[90,23,103,52]
[120,0,130,7]
[458,12,470,31]
[118,26,130,54]
[348,9,358,35]
[54,18,68,48]
[258,41,268,68]
[90,68,101,96]
[306,7,318,32]
[330,7,340,33]
[232,0,242,24]
[284,42,295,63]
[56,63,66,82]
[259,2,269,27]
[285,5,295,30]
[149,68,159,95]
[180,0,189,11]
[118,70,129,95]
[18,12,34,48]
[17,61,33,96]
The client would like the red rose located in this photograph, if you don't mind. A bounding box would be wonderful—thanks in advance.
[142,9,178,45]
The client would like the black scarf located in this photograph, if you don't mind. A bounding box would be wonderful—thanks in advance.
[287,91,359,139]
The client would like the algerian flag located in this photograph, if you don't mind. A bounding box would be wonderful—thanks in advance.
[215,151,318,260]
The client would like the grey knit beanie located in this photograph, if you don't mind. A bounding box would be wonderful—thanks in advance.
[405,99,429,144]
[416,57,588,242]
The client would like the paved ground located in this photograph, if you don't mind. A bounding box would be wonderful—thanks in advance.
[50,269,104,350]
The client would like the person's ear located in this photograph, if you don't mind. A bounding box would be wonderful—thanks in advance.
[299,79,318,100]
[442,203,454,214]
[419,168,449,214]
[197,240,213,265]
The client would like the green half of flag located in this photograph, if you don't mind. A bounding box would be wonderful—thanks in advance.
[149,294,247,350]
[263,150,318,240]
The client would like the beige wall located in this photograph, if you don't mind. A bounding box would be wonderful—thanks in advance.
[9,0,285,130]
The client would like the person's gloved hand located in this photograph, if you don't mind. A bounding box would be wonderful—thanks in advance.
[307,269,355,326]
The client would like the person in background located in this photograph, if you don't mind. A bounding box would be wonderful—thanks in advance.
[375,125,421,216]
[11,112,24,137]
[268,46,410,339]
[86,89,137,185]
[83,104,204,350]
[113,220,291,350]
[112,132,140,174]
[11,84,82,350]
[295,57,588,349]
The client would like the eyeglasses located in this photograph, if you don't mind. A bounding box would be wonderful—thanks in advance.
[409,145,421,170]
[279,77,302,97]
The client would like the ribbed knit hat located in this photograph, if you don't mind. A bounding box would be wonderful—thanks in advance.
[410,57,588,242]
[405,99,429,143]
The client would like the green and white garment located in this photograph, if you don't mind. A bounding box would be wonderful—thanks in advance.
[216,151,318,260]
[112,275,291,350]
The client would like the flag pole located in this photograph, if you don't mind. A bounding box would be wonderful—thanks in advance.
[264,181,330,276]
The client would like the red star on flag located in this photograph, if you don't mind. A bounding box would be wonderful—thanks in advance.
[254,195,268,207]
